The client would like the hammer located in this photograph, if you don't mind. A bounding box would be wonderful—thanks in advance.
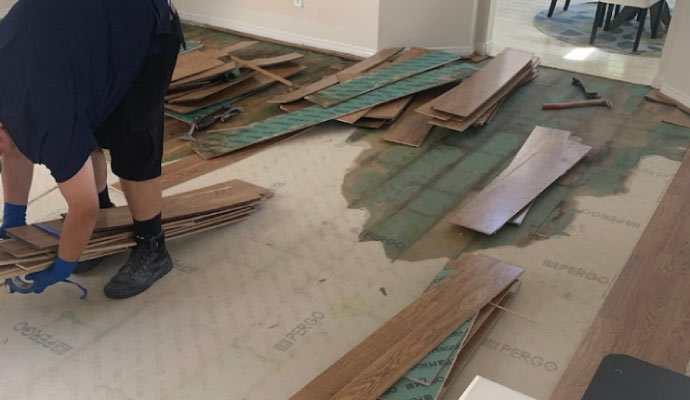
[542,98,612,110]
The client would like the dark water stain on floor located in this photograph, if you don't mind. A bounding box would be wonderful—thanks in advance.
[162,24,357,163]
[341,66,690,262]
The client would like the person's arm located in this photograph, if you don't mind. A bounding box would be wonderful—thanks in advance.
[56,156,99,261]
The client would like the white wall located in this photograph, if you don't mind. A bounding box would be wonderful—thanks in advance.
[377,0,480,55]
[654,0,690,108]
[175,0,380,57]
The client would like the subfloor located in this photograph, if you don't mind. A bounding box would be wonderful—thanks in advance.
[493,0,664,85]
[2,26,690,400]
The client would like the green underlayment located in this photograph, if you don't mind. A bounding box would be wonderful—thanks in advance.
[342,66,690,262]
[162,24,358,163]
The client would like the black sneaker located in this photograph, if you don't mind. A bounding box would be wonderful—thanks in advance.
[103,232,173,299]
[72,258,105,274]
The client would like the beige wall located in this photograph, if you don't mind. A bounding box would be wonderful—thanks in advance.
[175,0,380,57]
[377,0,479,55]
[0,0,17,16]
[654,0,690,108]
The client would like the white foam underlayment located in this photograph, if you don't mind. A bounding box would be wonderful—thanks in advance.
[0,123,679,400]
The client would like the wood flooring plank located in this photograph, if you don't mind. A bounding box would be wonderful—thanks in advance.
[171,50,225,82]
[365,96,413,120]
[167,73,256,103]
[383,88,447,147]
[662,109,690,129]
[550,146,690,400]
[268,47,404,104]
[429,62,535,132]
[169,62,239,89]
[193,63,475,159]
[430,48,534,118]
[289,253,523,400]
[7,223,63,250]
[305,51,459,108]
[165,63,306,114]
[451,127,590,234]
[646,88,690,115]
[0,239,50,258]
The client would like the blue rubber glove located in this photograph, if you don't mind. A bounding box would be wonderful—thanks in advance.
[0,202,27,239]
[23,257,78,294]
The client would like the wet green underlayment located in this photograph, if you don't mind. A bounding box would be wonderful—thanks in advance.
[162,24,357,162]
[342,67,690,261]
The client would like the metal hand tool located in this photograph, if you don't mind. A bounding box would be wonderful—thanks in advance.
[180,105,244,142]
[572,78,600,99]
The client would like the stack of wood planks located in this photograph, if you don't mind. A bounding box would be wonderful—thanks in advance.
[451,127,591,235]
[290,253,524,400]
[164,42,306,119]
[0,180,272,281]
[415,48,539,133]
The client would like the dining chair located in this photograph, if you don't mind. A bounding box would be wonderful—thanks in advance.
[548,0,572,17]
[590,0,663,52]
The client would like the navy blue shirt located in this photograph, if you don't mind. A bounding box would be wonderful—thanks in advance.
[0,0,171,182]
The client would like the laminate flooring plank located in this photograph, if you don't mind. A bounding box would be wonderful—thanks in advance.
[171,50,225,82]
[646,88,690,115]
[165,63,306,114]
[550,146,690,400]
[663,109,690,129]
[305,51,458,108]
[0,239,51,258]
[429,63,534,132]
[431,48,534,118]
[268,47,404,104]
[365,96,413,120]
[290,254,523,400]
[168,73,256,103]
[169,62,239,89]
[7,223,62,250]
[451,127,590,234]
[383,88,447,147]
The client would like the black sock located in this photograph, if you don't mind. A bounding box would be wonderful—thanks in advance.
[98,188,115,209]
[133,213,163,238]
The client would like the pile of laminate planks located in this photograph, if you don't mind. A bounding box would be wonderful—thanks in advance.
[164,42,306,119]
[0,180,272,281]
[290,253,524,400]
[415,48,539,133]
[451,127,591,235]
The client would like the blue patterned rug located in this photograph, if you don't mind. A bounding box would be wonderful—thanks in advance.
[533,2,669,57]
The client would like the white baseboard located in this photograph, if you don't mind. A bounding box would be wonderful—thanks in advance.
[474,40,494,56]
[178,11,376,58]
[427,45,475,56]
[0,8,10,19]
[660,83,690,109]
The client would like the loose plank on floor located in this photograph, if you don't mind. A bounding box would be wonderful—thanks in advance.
[430,48,534,118]
[451,127,590,234]
[383,88,447,147]
[290,253,523,400]
[268,47,404,104]
[549,145,690,400]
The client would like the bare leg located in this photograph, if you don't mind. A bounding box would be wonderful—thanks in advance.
[91,148,108,193]
[119,177,162,221]
[2,148,34,205]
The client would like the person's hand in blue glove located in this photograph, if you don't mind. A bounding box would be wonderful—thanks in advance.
[0,202,27,239]
[23,257,79,293]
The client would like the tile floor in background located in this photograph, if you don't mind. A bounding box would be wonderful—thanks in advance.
[493,0,663,85]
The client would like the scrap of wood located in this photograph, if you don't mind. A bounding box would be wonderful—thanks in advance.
[441,281,520,396]
[165,63,306,115]
[509,202,532,225]
[305,50,460,108]
[383,88,449,147]
[167,73,256,104]
[0,238,51,258]
[645,88,690,115]
[169,62,238,90]
[172,50,226,82]
[353,118,386,129]
[267,47,404,104]
[230,55,296,87]
[280,100,313,113]
[450,127,590,234]
[192,63,476,159]
[289,253,523,400]
[662,109,690,129]
[430,48,534,118]
[338,108,372,124]
[220,40,259,54]
[250,52,304,67]
[365,96,414,120]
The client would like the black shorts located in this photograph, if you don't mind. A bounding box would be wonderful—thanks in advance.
[94,13,183,182]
